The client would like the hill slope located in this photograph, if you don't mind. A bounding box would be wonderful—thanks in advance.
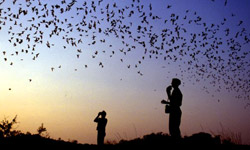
[1,132,249,150]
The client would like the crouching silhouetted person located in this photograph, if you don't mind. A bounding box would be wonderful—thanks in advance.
[94,111,108,146]
[161,78,183,140]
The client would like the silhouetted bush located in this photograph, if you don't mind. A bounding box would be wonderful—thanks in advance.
[0,116,249,149]
[37,123,47,135]
[0,115,19,138]
[183,132,221,145]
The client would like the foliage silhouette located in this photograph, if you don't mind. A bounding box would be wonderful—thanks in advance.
[37,123,47,135]
[0,116,249,149]
[0,115,19,138]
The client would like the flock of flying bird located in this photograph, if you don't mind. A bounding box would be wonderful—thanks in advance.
[0,0,249,103]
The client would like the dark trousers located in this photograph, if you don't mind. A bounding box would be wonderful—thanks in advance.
[169,107,182,138]
[97,131,106,145]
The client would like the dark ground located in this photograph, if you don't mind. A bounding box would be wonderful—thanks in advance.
[0,132,249,150]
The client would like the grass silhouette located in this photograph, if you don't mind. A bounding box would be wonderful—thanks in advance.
[0,116,249,149]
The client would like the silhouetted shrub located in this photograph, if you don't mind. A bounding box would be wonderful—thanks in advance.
[0,115,19,138]
[184,132,221,145]
[37,123,47,135]
[0,116,249,149]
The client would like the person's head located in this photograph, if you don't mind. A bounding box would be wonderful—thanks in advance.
[100,111,106,118]
[171,78,181,88]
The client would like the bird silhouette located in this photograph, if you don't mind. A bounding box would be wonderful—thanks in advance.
[0,0,249,102]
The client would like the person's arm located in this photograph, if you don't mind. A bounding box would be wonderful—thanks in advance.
[166,86,172,100]
[161,99,170,104]
[94,112,101,122]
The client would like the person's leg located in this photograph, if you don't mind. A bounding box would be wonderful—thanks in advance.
[97,133,101,145]
[169,113,174,137]
[174,109,182,138]
[170,111,181,139]
[98,132,105,145]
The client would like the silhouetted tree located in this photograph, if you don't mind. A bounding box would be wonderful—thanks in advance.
[37,123,47,136]
[0,115,18,138]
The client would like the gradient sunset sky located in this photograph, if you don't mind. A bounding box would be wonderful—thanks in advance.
[0,0,249,144]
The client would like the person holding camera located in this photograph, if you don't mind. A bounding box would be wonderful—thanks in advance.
[94,110,108,145]
[161,78,183,140]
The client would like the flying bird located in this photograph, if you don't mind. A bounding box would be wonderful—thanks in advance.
[0,0,248,102]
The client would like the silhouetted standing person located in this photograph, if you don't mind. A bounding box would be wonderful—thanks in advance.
[94,111,108,146]
[161,78,183,139]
